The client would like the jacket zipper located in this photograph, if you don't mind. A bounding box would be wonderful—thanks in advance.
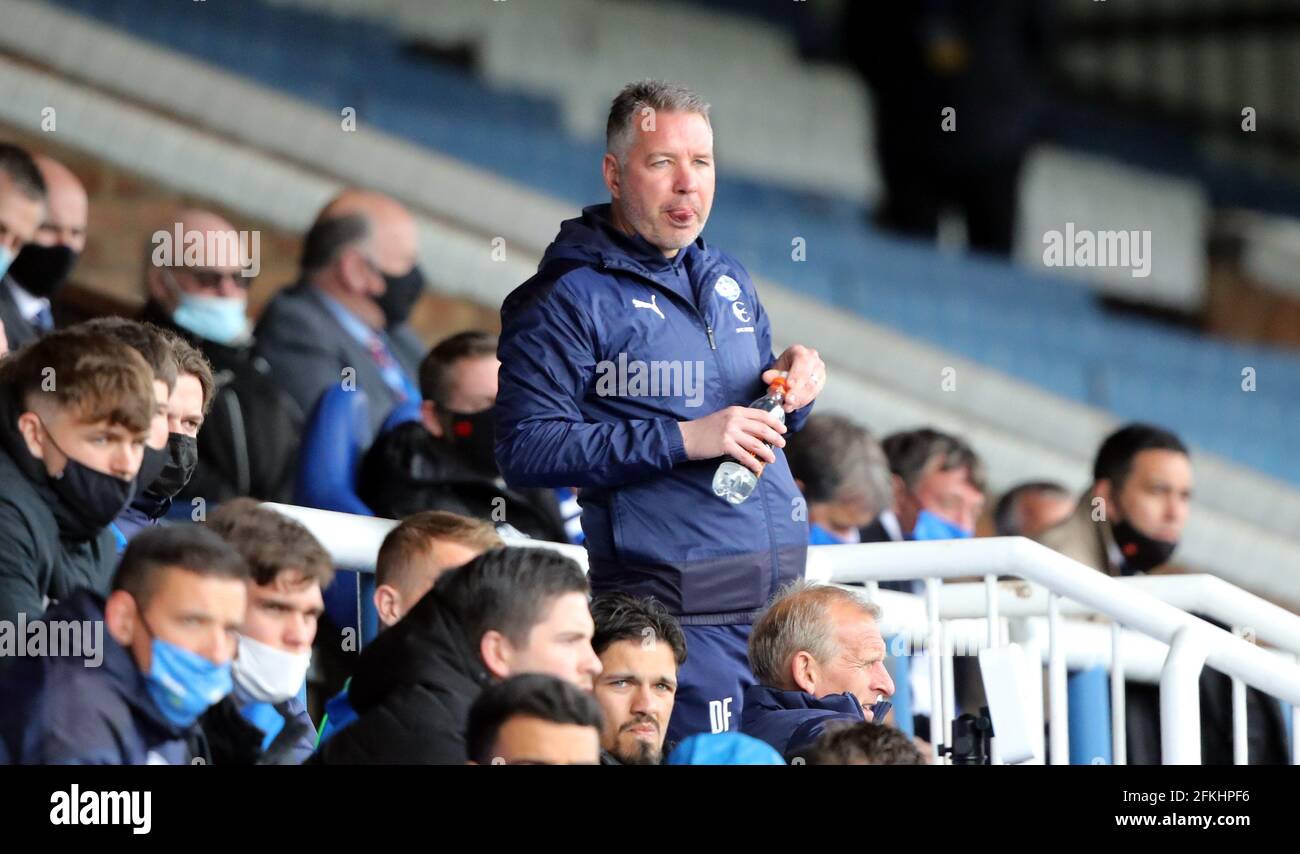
[603,258,720,355]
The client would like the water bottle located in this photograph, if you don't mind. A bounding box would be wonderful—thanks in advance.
[712,374,789,505]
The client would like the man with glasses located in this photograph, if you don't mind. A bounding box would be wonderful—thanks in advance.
[253,190,425,440]
[139,209,303,503]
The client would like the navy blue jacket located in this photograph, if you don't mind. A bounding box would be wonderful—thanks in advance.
[0,589,195,764]
[497,205,810,623]
[740,684,865,760]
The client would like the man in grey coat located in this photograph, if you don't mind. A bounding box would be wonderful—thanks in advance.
[254,190,425,440]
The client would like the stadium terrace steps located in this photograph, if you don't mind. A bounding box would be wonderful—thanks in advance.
[2,0,1298,602]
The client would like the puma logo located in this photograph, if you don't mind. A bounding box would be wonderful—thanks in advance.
[632,293,665,320]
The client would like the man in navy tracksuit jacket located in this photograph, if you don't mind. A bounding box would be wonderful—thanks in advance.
[496,82,826,743]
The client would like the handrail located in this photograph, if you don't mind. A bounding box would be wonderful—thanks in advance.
[805,536,1300,707]
[264,505,1297,762]
[932,574,1300,654]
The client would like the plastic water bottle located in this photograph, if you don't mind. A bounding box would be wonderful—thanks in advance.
[712,375,790,505]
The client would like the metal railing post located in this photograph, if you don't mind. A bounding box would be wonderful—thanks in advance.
[1161,626,1210,765]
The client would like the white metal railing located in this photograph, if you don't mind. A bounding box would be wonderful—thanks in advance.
[264,504,1299,765]
[807,537,1300,765]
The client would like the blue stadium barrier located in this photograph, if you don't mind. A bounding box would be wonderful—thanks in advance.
[1068,667,1113,765]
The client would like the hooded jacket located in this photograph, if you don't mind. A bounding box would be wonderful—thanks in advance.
[496,205,811,623]
[0,589,195,764]
[308,581,492,765]
[740,684,866,761]
[0,387,118,624]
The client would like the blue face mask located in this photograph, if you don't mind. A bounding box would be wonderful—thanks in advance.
[144,634,233,728]
[0,244,14,281]
[173,293,248,345]
[910,509,973,541]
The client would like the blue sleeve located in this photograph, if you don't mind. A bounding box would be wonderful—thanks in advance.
[495,279,689,490]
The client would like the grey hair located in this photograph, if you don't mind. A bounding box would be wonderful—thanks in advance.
[605,79,711,165]
[748,580,881,690]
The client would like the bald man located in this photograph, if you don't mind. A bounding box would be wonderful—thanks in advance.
[138,208,304,504]
[142,208,251,346]
[253,189,425,439]
[0,146,54,349]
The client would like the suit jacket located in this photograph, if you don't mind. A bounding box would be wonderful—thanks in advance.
[253,282,421,440]
[1036,495,1115,575]
[0,276,40,352]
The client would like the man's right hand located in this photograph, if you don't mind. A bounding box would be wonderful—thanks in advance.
[678,406,787,475]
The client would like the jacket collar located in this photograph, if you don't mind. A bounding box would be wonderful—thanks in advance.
[46,589,193,739]
[744,684,865,717]
[541,203,717,285]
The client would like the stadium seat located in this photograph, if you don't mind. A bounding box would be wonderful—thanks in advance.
[44,0,1300,488]
[293,384,380,648]
[293,384,375,517]
[380,398,423,435]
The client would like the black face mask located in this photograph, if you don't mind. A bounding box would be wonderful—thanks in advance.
[135,443,169,494]
[41,424,137,529]
[9,244,79,300]
[444,406,497,476]
[377,265,425,328]
[145,433,199,501]
[1112,519,1177,575]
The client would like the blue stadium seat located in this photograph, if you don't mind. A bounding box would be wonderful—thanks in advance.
[293,384,374,516]
[380,399,423,435]
[292,384,380,647]
[51,0,1300,486]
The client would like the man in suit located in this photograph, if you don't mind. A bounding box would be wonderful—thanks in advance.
[2,153,88,348]
[0,144,49,351]
[254,190,425,440]
[1037,422,1287,764]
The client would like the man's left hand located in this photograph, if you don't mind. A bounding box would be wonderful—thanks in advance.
[762,344,825,412]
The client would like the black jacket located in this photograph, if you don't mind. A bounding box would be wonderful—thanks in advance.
[358,421,568,542]
[309,580,492,765]
[140,301,302,504]
[0,387,118,625]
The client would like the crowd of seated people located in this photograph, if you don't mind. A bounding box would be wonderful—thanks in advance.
[0,118,1273,767]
